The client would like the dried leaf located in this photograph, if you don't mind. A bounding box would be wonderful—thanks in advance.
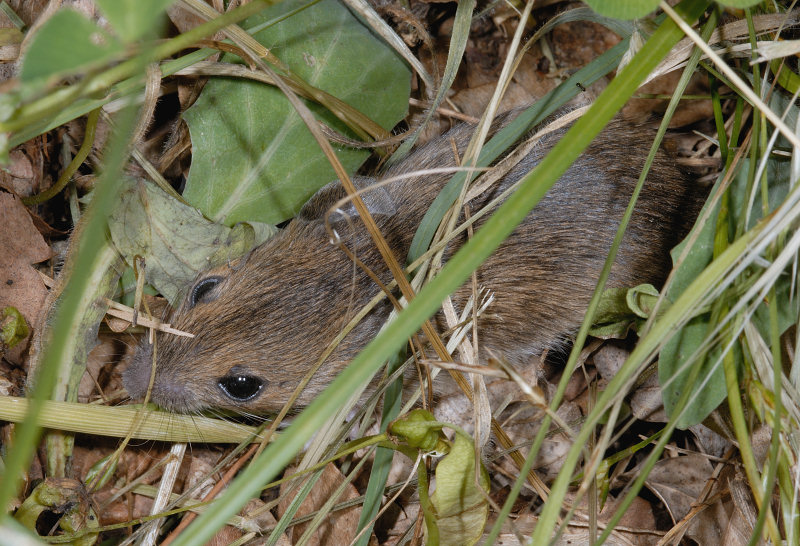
[0,193,51,361]
[278,463,360,545]
[108,178,276,304]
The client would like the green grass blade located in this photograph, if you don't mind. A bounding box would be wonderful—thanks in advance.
[354,351,404,546]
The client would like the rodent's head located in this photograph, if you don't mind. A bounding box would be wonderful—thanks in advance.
[123,221,390,414]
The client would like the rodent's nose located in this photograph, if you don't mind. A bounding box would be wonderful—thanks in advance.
[124,341,196,411]
[148,379,195,411]
[123,342,153,400]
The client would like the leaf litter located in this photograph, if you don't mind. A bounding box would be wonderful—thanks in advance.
[1,0,792,544]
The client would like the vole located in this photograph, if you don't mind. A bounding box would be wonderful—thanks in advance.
[123,110,705,414]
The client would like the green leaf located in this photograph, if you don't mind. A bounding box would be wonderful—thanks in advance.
[95,0,174,41]
[582,0,660,20]
[752,280,800,343]
[626,283,661,318]
[108,178,276,305]
[430,431,490,546]
[658,315,728,428]
[182,0,411,226]
[389,412,490,545]
[20,9,124,84]
[667,199,719,298]
[589,284,661,339]
[660,91,796,426]
[717,0,762,6]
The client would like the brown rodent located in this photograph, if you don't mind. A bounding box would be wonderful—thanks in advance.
[123,111,705,414]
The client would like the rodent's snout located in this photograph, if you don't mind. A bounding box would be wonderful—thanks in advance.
[123,338,209,412]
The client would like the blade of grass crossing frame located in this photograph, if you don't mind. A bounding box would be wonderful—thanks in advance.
[354,350,404,546]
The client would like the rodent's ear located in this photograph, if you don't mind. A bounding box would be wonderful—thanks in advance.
[298,176,396,223]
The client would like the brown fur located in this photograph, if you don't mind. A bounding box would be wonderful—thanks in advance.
[124,113,705,413]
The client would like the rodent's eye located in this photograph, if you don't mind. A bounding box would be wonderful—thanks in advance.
[189,276,223,308]
[218,375,264,402]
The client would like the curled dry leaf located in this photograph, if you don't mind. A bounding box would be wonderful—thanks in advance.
[108,177,276,305]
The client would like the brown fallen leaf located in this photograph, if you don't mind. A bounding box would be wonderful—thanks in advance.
[488,493,660,545]
[241,498,292,546]
[0,192,51,363]
[0,150,34,195]
[645,453,729,544]
[720,473,756,546]
[278,462,361,545]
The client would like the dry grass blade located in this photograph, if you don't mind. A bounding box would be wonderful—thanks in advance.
[0,397,261,443]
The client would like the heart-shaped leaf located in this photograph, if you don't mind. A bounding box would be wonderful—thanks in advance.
[182,0,411,226]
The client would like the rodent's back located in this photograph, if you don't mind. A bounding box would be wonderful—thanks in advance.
[373,115,700,362]
[123,113,704,413]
